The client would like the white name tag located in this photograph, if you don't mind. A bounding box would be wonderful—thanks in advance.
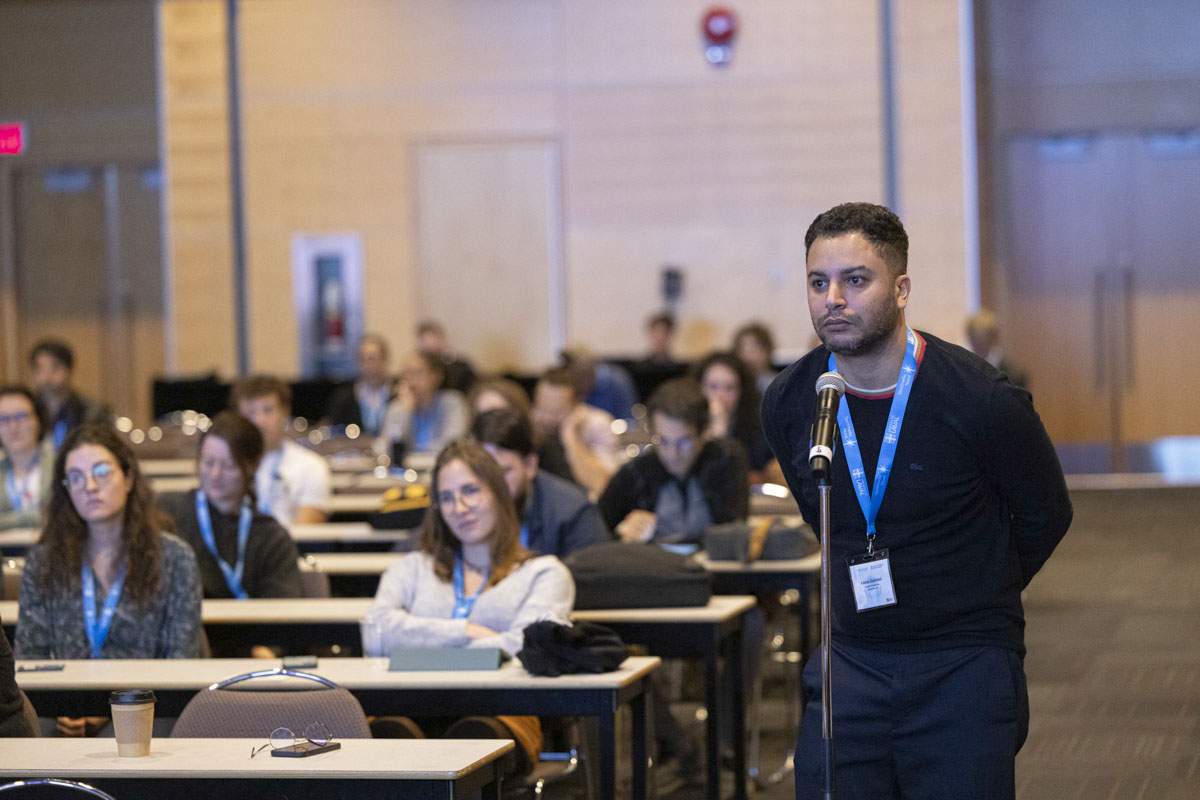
[846,548,897,612]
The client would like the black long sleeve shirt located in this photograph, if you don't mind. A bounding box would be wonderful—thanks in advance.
[762,331,1072,655]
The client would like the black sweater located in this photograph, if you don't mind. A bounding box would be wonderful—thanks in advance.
[762,331,1072,655]
[159,490,303,599]
[597,437,750,540]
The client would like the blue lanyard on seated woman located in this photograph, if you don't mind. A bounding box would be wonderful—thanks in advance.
[82,562,126,659]
[451,555,489,619]
[195,490,252,599]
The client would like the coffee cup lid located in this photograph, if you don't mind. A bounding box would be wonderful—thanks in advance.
[109,689,156,705]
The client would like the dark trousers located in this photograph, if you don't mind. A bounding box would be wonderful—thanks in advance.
[795,641,1029,800]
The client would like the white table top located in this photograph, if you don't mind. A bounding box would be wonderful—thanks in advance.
[0,737,513,780]
[573,594,756,624]
[139,458,197,477]
[0,528,37,548]
[4,595,757,628]
[14,655,661,693]
[301,552,405,574]
[0,524,411,552]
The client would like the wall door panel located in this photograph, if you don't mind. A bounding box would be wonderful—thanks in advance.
[413,140,563,373]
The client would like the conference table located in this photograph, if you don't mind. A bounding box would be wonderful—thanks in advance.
[15,656,659,800]
[0,737,513,800]
[4,595,754,800]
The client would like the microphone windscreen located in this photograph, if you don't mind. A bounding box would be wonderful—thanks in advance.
[815,371,846,397]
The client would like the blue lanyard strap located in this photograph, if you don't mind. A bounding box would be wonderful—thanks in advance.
[5,454,38,512]
[519,522,529,550]
[828,328,922,549]
[82,563,126,659]
[195,491,252,599]
[451,555,489,620]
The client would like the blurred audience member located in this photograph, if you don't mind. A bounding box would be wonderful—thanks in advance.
[472,408,610,558]
[532,368,619,498]
[598,379,748,546]
[233,375,331,526]
[561,345,637,421]
[158,411,302,600]
[378,351,469,457]
[416,319,477,394]
[733,321,779,395]
[966,310,1028,388]
[324,333,396,437]
[639,311,679,368]
[468,378,533,421]
[694,352,778,477]
[0,386,54,531]
[28,340,111,448]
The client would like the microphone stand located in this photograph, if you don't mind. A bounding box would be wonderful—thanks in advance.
[817,475,835,800]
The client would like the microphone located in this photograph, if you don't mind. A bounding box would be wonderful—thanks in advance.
[809,371,846,482]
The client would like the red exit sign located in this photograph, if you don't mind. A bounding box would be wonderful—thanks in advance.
[0,123,25,155]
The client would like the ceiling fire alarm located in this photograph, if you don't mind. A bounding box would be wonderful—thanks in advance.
[701,7,738,66]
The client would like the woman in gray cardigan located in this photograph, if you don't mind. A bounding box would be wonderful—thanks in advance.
[364,438,574,774]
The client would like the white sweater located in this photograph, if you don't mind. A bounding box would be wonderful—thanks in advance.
[365,551,575,656]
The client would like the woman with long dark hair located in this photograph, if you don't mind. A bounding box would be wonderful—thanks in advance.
[158,410,301,600]
[15,423,202,735]
[694,351,776,474]
[15,423,202,660]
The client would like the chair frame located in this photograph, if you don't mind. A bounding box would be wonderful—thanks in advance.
[0,779,116,798]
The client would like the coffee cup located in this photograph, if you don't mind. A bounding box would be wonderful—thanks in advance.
[109,689,156,757]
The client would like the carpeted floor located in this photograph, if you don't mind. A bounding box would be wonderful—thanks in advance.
[603,486,1200,800]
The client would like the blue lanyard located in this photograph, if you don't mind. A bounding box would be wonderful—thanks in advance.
[519,522,529,550]
[82,563,126,659]
[53,420,68,449]
[411,409,435,452]
[359,386,388,434]
[5,455,38,512]
[828,328,921,549]
[451,556,488,619]
[195,491,252,599]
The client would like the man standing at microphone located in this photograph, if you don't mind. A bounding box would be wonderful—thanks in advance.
[762,202,1072,800]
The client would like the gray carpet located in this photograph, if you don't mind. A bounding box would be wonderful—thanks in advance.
[623,487,1200,800]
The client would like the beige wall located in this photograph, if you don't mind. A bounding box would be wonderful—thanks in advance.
[161,0,975,376]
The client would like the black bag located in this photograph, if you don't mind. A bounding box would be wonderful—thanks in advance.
[518,620,628,676]
[563,542,712,609]
[705,518,818,562]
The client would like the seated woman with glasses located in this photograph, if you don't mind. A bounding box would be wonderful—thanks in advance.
[694,351,781,481]
[363,437,574,776]
[0,386,56,531]
[597,378,749,546]
[15,423,203,735]
[157,411,302,601]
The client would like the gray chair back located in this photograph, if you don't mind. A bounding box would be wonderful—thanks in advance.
[170,668,371,740]
[0,780,116,798]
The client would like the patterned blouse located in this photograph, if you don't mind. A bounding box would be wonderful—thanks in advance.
[14,532,203,659]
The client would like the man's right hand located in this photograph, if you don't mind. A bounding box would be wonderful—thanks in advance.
[616,510,657,543]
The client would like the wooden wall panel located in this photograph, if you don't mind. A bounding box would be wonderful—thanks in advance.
[159,0,974,375]
[159,0,237,376]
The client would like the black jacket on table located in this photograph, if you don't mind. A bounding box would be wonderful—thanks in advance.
[158,489,303,599]
[523,470,612,557]
[761,331,1072,655]
[596,437,750,543]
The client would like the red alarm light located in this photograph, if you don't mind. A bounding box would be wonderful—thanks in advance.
[701,7,738,66]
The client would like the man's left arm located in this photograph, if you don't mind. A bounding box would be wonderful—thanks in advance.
[983,383,1073,587]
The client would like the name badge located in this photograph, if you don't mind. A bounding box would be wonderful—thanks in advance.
[846,548,897,612]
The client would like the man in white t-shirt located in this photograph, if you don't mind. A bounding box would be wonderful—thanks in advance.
[232,375,331,526]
